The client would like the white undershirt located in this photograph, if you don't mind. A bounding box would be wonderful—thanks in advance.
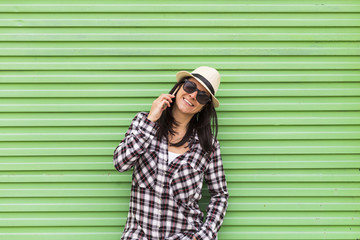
[168,151,181,164]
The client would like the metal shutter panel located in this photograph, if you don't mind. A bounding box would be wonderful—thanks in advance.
[0,1,359,239]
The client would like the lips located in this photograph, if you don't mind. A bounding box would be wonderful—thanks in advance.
[183,97,194,107]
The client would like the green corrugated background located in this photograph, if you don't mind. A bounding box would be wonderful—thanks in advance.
[0,0,360,239]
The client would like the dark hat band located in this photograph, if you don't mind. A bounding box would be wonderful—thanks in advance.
[191,73,215,95]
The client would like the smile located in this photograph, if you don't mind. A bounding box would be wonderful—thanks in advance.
[183,97,194,107]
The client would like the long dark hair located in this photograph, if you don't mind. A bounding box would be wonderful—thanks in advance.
[155,77,219,154]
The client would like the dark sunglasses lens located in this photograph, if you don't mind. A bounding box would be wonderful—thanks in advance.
[183,81,196,93]
[197,92,210,104]
[183,80,211,104]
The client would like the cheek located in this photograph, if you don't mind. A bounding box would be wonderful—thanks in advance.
[174,95,184,108]
[175,94,182,103]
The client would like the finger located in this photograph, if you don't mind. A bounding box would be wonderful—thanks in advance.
[161,103,166,111]
[161,100,170,109]
[162,95,174,103]
[166,101,171,107]
[161,94,173,99]
[162,93,175,99]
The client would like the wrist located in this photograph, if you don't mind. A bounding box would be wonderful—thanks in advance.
[147,112,158,122]
[147,116,156,123]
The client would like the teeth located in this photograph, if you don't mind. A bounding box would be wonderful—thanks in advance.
[183,98,193,106]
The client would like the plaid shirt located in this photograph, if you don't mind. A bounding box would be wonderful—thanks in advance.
[113,112,229,240]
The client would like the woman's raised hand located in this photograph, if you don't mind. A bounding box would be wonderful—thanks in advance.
[147,94,175,122]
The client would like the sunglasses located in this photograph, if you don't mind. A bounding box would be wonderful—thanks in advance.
[182,79,212,105]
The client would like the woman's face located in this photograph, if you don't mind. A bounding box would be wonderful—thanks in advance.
[173,77,211,116]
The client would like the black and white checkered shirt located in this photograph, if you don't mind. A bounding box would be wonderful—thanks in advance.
[113,112,229,240]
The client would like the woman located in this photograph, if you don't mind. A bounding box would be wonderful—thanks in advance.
[113,66,229,240]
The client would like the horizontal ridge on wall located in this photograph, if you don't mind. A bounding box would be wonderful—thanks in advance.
[0,0,360,13]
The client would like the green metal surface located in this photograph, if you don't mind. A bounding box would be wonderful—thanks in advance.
[0,0,359,239]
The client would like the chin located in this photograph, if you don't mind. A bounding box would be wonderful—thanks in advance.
[176,104,196,116]
[180,107,194,114]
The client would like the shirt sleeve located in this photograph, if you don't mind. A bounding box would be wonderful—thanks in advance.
[194,139,229,240]
[113,112,159,172]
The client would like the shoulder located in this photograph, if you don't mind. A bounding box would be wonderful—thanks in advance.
[133,112,159,129]
[131,111,151,123]
[211,137,220,152]
[212,136,219,146]
[206,136,220,158]
[134,111,148,119]
[127,112,151,128]
[193,131,219,153]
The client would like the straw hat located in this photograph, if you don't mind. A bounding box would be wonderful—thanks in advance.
[175,66,221,108]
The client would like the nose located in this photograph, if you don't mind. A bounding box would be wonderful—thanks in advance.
[188,90,198,100]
